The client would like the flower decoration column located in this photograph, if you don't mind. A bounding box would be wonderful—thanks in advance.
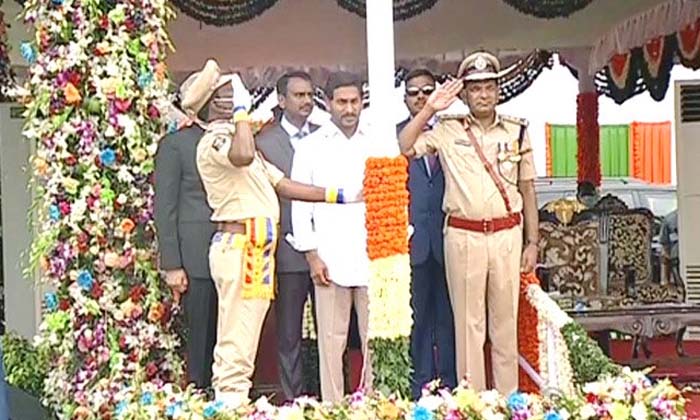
[20,0,180,415]
[364,156,412,397]
[0,0,15,100]
[576,70,601,186]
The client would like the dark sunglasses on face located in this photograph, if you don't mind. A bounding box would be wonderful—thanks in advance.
[405,86,435,97]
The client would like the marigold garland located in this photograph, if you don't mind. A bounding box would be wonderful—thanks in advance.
[517,272,540,394]
[576,92,601,186]
[364,157,410,260]
[364,156,412,397]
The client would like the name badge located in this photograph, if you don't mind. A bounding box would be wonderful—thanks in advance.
[454,139,472,147]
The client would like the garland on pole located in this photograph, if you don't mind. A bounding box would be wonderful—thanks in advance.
[0,0,15,101]
[501,0,594,19]
[19,0,182,415]
[517,273,540,394]
[576,92,601,186]
[364,156,413,397]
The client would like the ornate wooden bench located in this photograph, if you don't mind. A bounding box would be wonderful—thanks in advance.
[537,196,694,368]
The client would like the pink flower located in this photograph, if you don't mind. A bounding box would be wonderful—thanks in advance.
[59,201,71,215]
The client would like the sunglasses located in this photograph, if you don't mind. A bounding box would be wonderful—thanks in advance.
[405,86,435,97]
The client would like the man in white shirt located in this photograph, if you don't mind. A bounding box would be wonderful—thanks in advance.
[290,72,375,403]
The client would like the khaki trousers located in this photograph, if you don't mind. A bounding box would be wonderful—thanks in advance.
[209,232,271,407]
[444,225,522,395]
[314,283,373,403]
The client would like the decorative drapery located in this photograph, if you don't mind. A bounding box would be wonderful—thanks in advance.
[583,0,700,104]
[589,0,700,73]
[566,31,695,104]
[546,122,672,185]
[501,0,594,19]
[337,0,439,21]
[233,49,553,113]
[155,0,440,26]
[167,0,279,27]
[630,121,672,184]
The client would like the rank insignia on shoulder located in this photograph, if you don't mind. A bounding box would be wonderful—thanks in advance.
[501,115,529,127]
[438,113,468,122]
[212,135,227,151]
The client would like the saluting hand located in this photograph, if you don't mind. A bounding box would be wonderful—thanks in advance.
[426,78,463,113]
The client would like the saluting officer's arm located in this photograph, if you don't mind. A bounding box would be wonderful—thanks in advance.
[398,105,435,157]
[277,145,361,203]
[227,119,256,167]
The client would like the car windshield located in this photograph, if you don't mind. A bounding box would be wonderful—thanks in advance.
[643,191,677,217]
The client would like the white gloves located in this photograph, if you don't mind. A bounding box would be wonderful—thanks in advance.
[230,74,252,112]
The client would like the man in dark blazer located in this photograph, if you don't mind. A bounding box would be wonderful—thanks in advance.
[397,69,456,398]
[256,71,319,401]
[154,80,217,389]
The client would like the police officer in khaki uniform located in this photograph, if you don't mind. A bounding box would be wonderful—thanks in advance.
[398,51,539,395]
[185,59,361,407]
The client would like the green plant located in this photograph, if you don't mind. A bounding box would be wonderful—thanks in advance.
[561,323,620,384]
[2,332,49,397]
[369,337,412,398]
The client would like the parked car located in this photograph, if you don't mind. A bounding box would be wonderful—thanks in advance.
[534,177,677,218]
[535,177,677,283]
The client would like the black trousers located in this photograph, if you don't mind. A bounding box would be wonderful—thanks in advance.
[183,276,218,389]
[275,271,315,401]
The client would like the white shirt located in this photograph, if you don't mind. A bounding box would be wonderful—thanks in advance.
[290,122,380,288]
[280,115,311,150]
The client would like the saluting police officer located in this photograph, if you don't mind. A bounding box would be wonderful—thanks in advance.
[398,51,539,395]
[186,59,361,408]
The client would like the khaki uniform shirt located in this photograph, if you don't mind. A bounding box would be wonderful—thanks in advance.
[411,113,536,220]
[196,121,284,223]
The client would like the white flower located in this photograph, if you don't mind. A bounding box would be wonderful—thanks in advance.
[278,405,304,420]
[417,395,443,411]
[481,409,505,420]
[117,114,137,138]
[479,390,500,406]
[71,199,87,222]
[254,396,275,413]
[631,402,648,420]
[610,385,627,401]
[579,404,597,419]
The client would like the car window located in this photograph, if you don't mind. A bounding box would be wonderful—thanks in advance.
[642,191,677,217]
[609,192,635,208]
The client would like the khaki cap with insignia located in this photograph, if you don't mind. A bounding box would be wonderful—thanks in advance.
[457,51,501,82]
[180,59,236,116]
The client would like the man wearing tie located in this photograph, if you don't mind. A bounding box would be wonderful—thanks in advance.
[155,77,217,390]
[256,71,319,401]
[397,69,456,398]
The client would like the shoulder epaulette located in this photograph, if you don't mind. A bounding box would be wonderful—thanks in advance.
[437,113,468,122]
[500,115,529,127]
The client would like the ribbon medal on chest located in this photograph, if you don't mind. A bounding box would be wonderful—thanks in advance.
[498,138,522,171]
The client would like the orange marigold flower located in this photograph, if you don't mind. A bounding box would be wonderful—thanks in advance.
[120,218,136,234]
[64,82,82,105]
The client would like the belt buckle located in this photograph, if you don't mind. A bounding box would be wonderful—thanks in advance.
[482,219,494,234]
